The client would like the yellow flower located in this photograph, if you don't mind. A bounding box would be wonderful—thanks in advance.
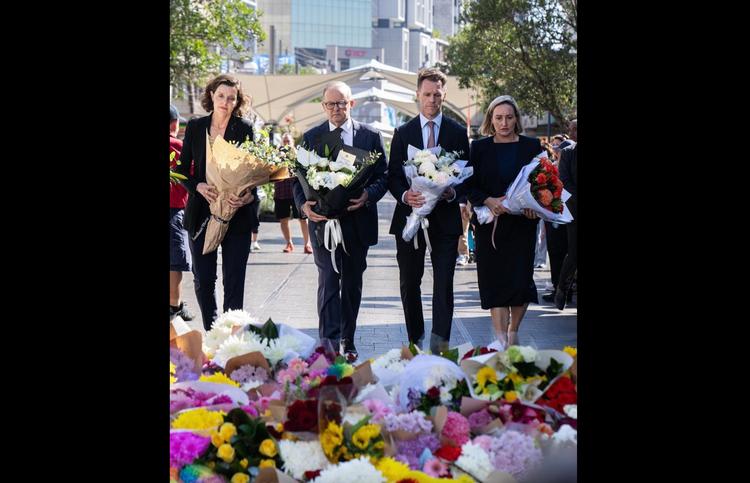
[262,409,272,419]
[219,423,237,442]
[239,458,249,469]
[259,459,276,469]
[200,372,241,387]
[505,372,523,386]
[352,428,371,449]
[170,362,176,374]
[170,375,177,384]
[341,364,354,378]
[230,474,250,483]
[504,391,518,403]
[171,408,225,431]
[275,423,285,433]
[373,441,385,450]
[211,431,224,448]
[217,443,235,463]
[376,458,410,482]
[259,439,278,458]
[476,366,497,390]
[564,346,577,358]
[320,422,344,457]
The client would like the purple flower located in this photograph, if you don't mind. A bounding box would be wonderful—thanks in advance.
[484,431,543,478]
[231,364,268,385]
[395,434,440,470]
[468,409,494,430]
[383,411,433,434]
[171,348,199,381]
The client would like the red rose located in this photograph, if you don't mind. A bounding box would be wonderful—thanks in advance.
[435,445,462,462]
[285,399,319,431]
[537,189,553,206]
[427,386,441,399]
[536,173,548,185]
[554,187,563,198]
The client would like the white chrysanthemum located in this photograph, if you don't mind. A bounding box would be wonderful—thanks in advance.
[203,326,234,354]
[214,332,265,367]
[563,404,577,419]
[276,334,303,355]
[262,338,289,366]
[455,442,494,481]
[212,309,255,331]
[418,160,437,175]
[372,349,407,373]
[311,456,385,483]
[279,440,330,480]
[552,424,577,446]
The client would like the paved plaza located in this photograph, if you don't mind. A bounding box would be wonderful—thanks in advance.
[181,193,577,360]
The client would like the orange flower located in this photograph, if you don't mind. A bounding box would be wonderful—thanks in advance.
[538,189,553,206]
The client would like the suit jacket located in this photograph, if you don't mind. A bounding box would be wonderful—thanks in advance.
[292,119,388,248]
[466,134,542,208]
[387,115,471,237]
[558,144,577,216]
[177,114,258,237]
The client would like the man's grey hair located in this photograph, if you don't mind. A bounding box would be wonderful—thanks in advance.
[322,81,352,99]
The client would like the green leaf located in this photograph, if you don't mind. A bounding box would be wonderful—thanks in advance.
[440,348,459,364]
[515,361,542,379]
[324,144,331,158]
[408,342,419,356]
[260,318,279,340]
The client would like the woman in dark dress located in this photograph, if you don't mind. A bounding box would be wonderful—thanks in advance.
[467,95,541,348]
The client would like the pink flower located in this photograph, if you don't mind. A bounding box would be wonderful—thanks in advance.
[423,458,450,478]
[441,412,471,446]
[472,435,494,452]
[288,358,309,375]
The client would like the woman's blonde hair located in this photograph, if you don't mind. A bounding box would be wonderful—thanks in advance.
[480,95,523,136]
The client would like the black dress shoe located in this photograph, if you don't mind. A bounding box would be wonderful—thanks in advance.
[340,339,358,362]
[554,289,567,310]
[542,291,556,302]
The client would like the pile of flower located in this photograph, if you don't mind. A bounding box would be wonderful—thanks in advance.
[169,311,578,482]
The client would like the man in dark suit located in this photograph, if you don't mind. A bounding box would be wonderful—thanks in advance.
[555,119,578,310]
[387,68,471,354]
[293,81,388,361]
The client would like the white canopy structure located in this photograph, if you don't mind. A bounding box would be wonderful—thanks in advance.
[174,62,483,136]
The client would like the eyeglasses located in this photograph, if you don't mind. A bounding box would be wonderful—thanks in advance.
[322,101,349,110]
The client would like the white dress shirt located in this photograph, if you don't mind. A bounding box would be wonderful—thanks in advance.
[402,112,455,203]
[328,117,354,146]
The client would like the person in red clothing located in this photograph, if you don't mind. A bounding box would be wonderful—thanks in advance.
[170,105,195,320]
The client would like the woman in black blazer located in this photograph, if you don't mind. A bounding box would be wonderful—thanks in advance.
[176,74,258,331]
[466,95,541,348]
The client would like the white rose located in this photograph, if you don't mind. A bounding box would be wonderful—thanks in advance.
[317,156,330,168]
[432,171,450,184]
[418,161,437,175]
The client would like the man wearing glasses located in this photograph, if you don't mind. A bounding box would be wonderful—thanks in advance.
[292,81,388,361]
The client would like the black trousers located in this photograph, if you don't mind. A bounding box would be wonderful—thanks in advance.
[395,230,458,342]
[557,199,577,293]
[312,241,369,343]
[545,221,568,290]
[189,228,252,331]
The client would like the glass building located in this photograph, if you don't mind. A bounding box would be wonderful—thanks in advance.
[256,0,372,71]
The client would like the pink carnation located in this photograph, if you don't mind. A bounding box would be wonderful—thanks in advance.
[441,411,471,446]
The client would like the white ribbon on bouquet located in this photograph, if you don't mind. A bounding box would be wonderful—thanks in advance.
[323,218,348,274]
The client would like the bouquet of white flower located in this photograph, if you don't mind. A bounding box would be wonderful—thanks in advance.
[402,144,472,251]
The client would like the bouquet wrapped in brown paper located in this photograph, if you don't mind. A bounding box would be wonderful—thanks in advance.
[202,134,290,254]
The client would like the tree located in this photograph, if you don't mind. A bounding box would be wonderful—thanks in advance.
[170,0,266,113]
[277,64,319,75]
[445,0,577,127]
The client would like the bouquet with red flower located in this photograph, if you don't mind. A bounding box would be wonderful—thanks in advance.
[474,151,573,225]
[535,375,577,414]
